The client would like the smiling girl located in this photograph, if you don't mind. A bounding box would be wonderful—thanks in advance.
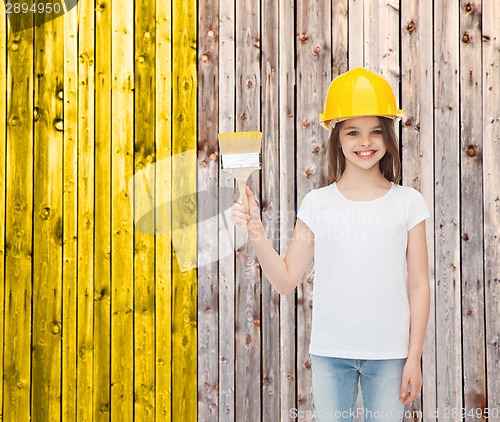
[231,68,431,422]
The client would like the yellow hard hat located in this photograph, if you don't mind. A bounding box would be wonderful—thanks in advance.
[319,67,404,130]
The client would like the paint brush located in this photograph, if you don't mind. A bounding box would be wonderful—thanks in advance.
[218,131,262,212]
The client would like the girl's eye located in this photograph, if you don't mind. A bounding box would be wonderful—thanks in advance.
[372,130,383,135]
[347,131,359,136]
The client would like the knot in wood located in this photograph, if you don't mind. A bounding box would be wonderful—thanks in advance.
[253,38,260,49]
[462,233,470,241]
[466,144,476,157]
[14,200,25,213]
[54,119,64,131]
[312,144,321,153]
[57,90,64,100]
[304,359,311,369]
[405,118,413,127]
[39,207,52,220]
[200,53,209,62]
[462,33,470,43]
[9,40,19,52]
[183,80,191,90]
[95,3,105,12]
[406,21,416,33]
[144,30,151,40]
[246,79,254,88]
[9,116,19,126]
[302,119,310,127]
[314,45,321,54]
[304,167,313,178]
[239,112,248,121]
[464,3,472,12]
[209,152,217,161]
[200,160,208,168]
[298,33,308,42]
[207,29,215,39]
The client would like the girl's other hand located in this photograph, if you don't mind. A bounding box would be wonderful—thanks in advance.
[399,359,422,404]
[231,186,261,234]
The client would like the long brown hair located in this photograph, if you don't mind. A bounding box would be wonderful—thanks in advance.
[327,117,401,184]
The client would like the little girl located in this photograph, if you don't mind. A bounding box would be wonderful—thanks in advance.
[231,67,430,422]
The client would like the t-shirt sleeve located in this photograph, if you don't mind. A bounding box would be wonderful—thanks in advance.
[296,191,316,234]
[406,188,431,231]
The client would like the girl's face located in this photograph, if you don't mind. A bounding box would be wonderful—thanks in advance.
[338,116,387,172]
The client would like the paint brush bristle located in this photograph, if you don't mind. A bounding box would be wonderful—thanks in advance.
[217,131,262,155]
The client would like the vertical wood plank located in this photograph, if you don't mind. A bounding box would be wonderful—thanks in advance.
[331,0,348,76]
[111,0,135,416]
[483,0,500,419]
[94,0,112,419]
[76,0,96,418]
[172,0,197,419]
[197,0,219,419]
[134,0,156,418]
[434,0,463,416]
[32,11,64,420]
[155,0,173,419]
[0,1,6,417]
[278,0,297,419]
[400,0,436,420]
[296,0,331,420]
[218,0,236,418]
[62,4,79,420]
[348,0,364,68]
[364,0,400,94]
[4,19,33,422]
[261,0,280,419]
[235,0,261,419]
[459,2,487,421]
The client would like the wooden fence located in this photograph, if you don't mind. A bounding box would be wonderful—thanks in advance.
[1,0,499,421]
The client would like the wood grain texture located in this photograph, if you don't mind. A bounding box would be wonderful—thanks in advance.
[434,0,463,417]
[261,0,280,419]
[32,11,64,420]
[278,0,297,419]
[171,0,197,419]
[197,0,219,419]
[218,0,236,419]
[155,0,173,419]
[400,0,435,420]
[296,0,331,419]
[234,0,261,419]
[4,20,34,422]
[459,2,487,421]
[62,4,78,420]
[0,3,6,418]
[76,0,96,418]
[111,0,135,417]
[134,0,157,418]
[94,0,112,419]
[348,0,364,67]
[483,0,500,419]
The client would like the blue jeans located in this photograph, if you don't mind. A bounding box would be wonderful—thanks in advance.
[310,354,406,422]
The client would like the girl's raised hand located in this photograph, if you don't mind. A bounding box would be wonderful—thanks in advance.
[231,186,261,233]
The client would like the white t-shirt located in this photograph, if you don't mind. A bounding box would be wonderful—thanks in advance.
[297,181,430,359]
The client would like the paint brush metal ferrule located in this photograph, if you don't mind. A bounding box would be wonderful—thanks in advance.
[221,153,261,169]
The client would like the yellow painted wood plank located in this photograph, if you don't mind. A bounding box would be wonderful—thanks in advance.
[62,3,79,420]
[4,21,34,422]
[94,0,112,420]
[155,0,173,418]
[111,0,135,417]
[0,0,6,416]
[134,0,157,418]
[32,11,64,420]
[172,0,197,419]
[76,0,96,418]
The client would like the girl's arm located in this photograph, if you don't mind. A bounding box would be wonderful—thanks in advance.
[232,186,314,296]
[400,220,431,404]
